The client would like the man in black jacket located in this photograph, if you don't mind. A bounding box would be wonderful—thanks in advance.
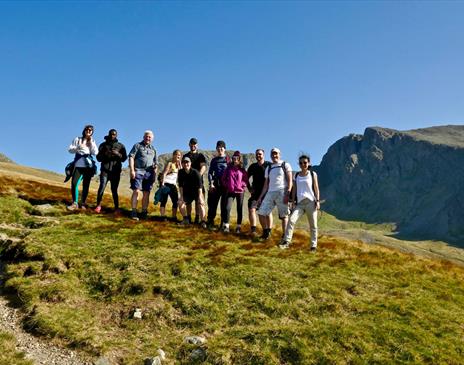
[95,129,127,213]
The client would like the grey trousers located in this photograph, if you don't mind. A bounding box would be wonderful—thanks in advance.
[283,198,318,248]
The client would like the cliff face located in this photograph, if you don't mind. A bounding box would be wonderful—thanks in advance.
[315,125,464,242]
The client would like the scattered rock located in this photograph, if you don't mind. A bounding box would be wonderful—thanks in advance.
[189,348,207,362]
[132,308,142,319]
[33,204,55,215]
[144,356,162,365]
[184,336,207,345]
[94,357,111,365]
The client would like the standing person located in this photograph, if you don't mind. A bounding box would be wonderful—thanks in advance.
[94,129,127,214]
[280,155,320,251]
[221,151,248,233]
[67,125,98,211]
[257,148,293,241]
[178,156,206,227]
[207,140,229,229]
[247,149,272,237]
[159,149,182,221]
[183,137,207,224]
[128,130,157,220]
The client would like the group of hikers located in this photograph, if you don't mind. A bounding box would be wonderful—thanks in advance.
[66,125,321,250]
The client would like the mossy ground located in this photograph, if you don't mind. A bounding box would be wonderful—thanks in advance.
[1,175,464,364]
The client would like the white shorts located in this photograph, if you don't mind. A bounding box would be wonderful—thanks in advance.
[258,190,289,219]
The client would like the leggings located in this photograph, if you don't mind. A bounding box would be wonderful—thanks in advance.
[224,192,244,225]
[71,167,93,205]
[160,183,179,208]
[96,171,121,208]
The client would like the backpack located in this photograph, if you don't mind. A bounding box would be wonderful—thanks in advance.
[266,161,290,184]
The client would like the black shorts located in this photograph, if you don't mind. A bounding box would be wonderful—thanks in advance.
[184,192,200,205]
[248,193,261,210]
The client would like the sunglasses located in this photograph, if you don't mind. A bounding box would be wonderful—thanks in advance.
[299,161,309,165]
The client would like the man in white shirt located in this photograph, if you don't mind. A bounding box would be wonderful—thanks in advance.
[257,148,293,240]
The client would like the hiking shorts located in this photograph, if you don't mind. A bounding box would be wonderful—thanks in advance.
[248,192,262,210]
[258,190,289,219]
[130,169,155,192]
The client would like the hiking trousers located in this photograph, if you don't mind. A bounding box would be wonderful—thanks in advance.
[283,198,318,248]
[224,192,245,225]
[96,170,121,208]
[71,167,94,205]
[207,186,227,225]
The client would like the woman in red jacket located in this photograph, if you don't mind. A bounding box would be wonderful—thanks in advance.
[221,151,248,233]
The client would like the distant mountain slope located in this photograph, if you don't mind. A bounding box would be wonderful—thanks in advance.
[0,153,14,163]
[315,125,464,242]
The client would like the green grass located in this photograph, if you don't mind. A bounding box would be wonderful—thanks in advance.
[0,331,32,365]
[1,193,464,364]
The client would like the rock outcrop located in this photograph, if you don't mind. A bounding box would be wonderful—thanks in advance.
[315,125,464,242]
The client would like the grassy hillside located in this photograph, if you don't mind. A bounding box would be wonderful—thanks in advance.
[1,169,464,364]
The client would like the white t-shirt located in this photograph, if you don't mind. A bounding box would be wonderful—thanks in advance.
[265,160,292,192]
[295,171,316,202]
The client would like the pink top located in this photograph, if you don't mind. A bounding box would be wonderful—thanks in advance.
[221,165,248,194]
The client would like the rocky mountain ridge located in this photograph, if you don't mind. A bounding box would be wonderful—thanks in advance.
[315,125,464,243]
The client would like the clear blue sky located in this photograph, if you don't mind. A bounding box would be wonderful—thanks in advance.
[1,1,463,173]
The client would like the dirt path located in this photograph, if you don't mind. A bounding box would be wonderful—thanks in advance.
[0,261,92,365]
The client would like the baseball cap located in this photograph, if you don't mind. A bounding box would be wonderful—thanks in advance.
[216,140,226,148]
[271,147,281,154]
[182,156,191,163]
[189,138,198,145]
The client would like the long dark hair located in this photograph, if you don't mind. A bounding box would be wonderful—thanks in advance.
[81,124,94,139]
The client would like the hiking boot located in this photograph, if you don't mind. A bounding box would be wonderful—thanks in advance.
[179,218,190,226]
[222,226,230,233]
[279,241,290,249]
[139,211,148,220]
[130,211,139,221]
[94,206,102,214]
[310,246,317,252]
[67,203,79,211]
[200,221,207,229]
[260,229,271,241]
[80,204,87,211]
[235,226,241,234]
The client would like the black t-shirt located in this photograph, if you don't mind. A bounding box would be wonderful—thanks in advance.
[247,161,271,194]
[178,168,202,196]
[183,151,207,173]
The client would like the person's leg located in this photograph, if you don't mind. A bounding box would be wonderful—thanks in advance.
[80,168,93,206]
[96,172,109,207]
[236,193,244,226]
[159,186,169,217]
[223,194,234,231]
[248,198,257,232]
[141,191,150,214]
[68,168,84,209]
[169,184,179,219]
[207,188,220,225]
[110,172,121,209]
[283,204,304,243]
[307,201,318,249]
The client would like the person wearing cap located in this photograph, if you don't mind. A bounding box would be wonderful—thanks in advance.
[257,148,293,240]
[128,130,158,220]
[178,156,206,227]
[247,148,272,237]
[206,140,230,229]
[94,129,127,214]
[67,125,98,211]
[279,154,320,251]
[221,151,248,233]
[183,138,207,223]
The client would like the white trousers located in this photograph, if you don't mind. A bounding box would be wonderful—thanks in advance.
[283,198,318,248]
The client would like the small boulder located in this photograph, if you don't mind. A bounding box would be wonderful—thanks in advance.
[189,348,207,362]
[184,336,206,345]
[132,308,142,319]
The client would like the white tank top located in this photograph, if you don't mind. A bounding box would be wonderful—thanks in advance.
[295,172,316,202]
